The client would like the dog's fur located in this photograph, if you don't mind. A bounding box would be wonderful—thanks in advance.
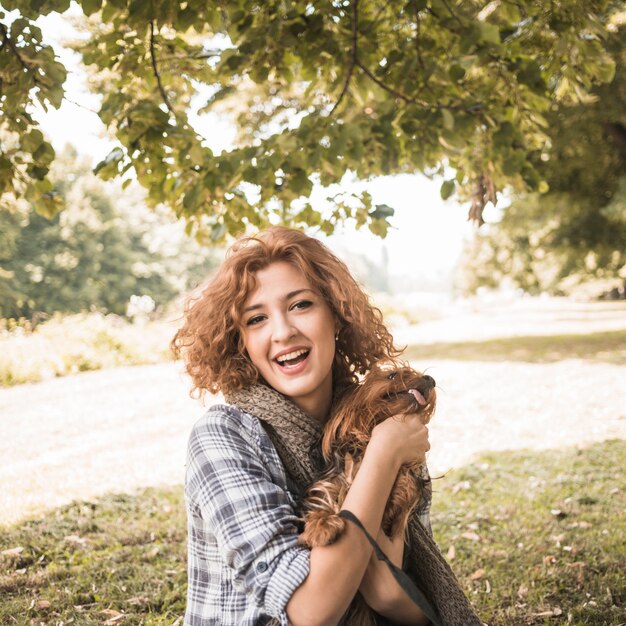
[297,363,436,624]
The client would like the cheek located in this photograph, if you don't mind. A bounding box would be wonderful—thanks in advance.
[241,332,263,366]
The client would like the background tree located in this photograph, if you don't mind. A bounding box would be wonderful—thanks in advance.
[456,18,626,296]
[0,147,218,318]
[0,0,618,239]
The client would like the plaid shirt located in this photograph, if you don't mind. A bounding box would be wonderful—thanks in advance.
[184,404,310,626]
[184,404,433,626]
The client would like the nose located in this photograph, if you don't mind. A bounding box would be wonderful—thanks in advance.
[423,374,436,388]
[270,313,297,342]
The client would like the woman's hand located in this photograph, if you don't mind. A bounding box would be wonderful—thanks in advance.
[359,528,430,625]
[369,412,430,467]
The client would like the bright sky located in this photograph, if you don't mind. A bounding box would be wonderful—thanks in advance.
[29,8,488,290]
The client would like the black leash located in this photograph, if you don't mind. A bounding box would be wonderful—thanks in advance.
[339,510,442,626]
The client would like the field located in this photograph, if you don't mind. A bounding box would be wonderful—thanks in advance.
[1,297,625,625]
[1,441,624,625]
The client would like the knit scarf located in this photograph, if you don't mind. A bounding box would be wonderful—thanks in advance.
[225,383,484,626]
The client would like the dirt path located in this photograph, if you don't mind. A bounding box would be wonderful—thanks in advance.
[2,300,625,526]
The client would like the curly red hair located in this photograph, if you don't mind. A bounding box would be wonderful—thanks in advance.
[171,227,401,397]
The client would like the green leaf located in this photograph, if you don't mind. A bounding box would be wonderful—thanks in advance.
[21,129,45,152]
[449,64,466,82]
[478,23,501,46]
[440,179,455,200]
[442,109,455,131]
[369,204,395,220]
[176,6,197,31]
[80,0,102,16]
[93,147,124,176]
[183,182,203,211]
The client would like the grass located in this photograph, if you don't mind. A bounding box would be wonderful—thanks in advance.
[1,441,624,626]
[431,439,626,626]
[0,313,176,387]
[405,329,626,365]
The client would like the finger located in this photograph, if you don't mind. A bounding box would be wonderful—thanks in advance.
[405,412,428,425]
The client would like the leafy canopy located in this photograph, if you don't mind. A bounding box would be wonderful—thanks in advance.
[457,20,626,296]
[0,0,618,238]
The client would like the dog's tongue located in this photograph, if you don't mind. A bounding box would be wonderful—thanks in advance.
[408,388,427,406]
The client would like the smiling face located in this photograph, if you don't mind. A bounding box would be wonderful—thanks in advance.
[240,261,337,421]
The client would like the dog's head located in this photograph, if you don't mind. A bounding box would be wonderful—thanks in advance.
[353,364,437,424]
[321,363,436,460]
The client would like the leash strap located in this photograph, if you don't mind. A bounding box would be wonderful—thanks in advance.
[339,510,442,626]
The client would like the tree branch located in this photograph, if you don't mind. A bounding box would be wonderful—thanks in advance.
[413,2,425,70]
[439,0,465,27]
[328,0,359,116]
[468,173,497,224]
[62,96,99,115]
[149,20,176,117]
[355,59,415,103]
[0,22,50,89]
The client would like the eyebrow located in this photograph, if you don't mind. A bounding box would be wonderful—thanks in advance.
[242,288,316,313]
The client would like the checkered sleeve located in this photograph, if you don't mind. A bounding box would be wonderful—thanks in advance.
[186,409,310,624]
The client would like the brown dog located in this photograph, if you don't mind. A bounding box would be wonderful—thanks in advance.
[299,363,436,548]
[297,363,436,625]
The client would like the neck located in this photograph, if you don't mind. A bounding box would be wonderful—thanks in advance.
[291,376,333,423]
[295,394,332,423]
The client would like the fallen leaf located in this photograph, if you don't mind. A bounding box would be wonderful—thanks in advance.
[126,596,149,606]
[485,579,491,593]
[64,535,88,546]
[470,568,485,580]
[566,562,586,586]
[517,583,528,599]
[100,610,125,625]
[446,545,456,561]
[461,531,480,542]
[35,600,51,609]
[543,554,556,565]
[532,607,562,617]
[2,546,24,557]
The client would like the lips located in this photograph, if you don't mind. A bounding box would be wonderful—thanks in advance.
[273,347,311,369]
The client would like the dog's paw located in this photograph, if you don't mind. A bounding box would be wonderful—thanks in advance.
[298,511,346,547]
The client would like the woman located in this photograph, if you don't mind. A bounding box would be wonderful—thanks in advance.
[173,227,480,626]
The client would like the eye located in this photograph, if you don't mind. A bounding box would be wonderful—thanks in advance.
[245,314,266,326]
[387,371,397,380]
[291,300,313,310]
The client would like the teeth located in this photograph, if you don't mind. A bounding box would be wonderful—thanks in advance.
[276,349,308,364]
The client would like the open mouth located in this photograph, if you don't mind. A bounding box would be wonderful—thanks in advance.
[407,388,428,406]
[275,349,310,369]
